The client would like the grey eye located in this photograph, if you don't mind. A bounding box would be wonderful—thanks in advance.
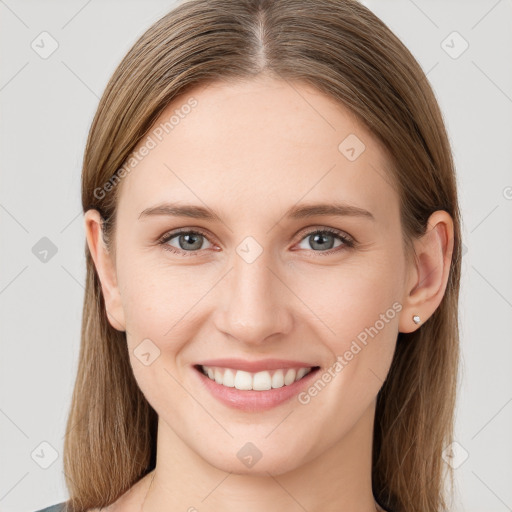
[297,232,344,251]
[166,232,212,251]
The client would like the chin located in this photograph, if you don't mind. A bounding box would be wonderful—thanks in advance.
[198,440,310,477]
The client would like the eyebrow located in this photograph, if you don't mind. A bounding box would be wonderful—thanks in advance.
[138,201,375,222]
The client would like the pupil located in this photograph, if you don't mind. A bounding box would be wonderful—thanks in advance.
[311,233,334,250]
[181,233,201,250]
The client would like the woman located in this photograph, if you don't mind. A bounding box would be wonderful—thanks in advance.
[35,0,462,511]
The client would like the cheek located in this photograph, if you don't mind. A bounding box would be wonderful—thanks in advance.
[117,254,213,354]
[292,253,404,365]
[115,259,204,408]
[289,262,403,421]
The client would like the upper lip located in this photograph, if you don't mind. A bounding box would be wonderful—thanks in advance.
[194,358,319,373]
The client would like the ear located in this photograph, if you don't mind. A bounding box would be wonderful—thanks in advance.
[84,209,126,332]
[398,210,455,334]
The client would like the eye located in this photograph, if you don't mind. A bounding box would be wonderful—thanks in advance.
[158,226,355,257]
[159,229,214,256]
[295,227,354,255]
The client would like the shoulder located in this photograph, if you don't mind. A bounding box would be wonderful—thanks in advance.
[32,471,154,512]
[32,503,68,512]
[32,503,101,512]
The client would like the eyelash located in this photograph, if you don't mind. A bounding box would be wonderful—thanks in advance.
[157,227,355,257]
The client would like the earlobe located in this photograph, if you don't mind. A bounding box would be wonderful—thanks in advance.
[398,210,454,334]
[84,209,126,332]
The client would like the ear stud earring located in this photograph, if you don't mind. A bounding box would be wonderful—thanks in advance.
[412,314,421,325]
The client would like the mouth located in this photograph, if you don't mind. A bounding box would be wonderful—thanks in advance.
[194,364,321,391]
[192,364,321,412]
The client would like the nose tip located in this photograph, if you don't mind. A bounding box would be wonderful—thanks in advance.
[213,260,293,345]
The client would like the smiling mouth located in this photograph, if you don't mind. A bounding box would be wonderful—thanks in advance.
[194,364,321,391]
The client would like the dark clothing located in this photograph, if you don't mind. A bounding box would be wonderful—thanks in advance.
[33,503,67,512]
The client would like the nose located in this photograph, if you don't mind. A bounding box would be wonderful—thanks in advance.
[213,250,293,345]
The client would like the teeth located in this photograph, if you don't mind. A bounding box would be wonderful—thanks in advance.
[284,368,296,385]
[223,368,235,387]
[271,370,284,388]
[296,367,308,380]
[235,370,254,390]
[200,365,314,390]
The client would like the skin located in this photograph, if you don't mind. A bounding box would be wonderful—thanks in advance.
[85,75,454,512]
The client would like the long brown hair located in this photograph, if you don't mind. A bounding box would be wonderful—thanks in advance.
[64,1,462,511]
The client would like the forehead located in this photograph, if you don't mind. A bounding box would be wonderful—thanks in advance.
[117,76,398,224]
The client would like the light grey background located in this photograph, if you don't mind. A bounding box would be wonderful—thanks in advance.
[1,1,511,511]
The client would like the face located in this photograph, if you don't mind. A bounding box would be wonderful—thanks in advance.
[90,76,416,475]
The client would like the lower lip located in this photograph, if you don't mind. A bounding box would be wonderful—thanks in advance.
[192,365,321,412]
